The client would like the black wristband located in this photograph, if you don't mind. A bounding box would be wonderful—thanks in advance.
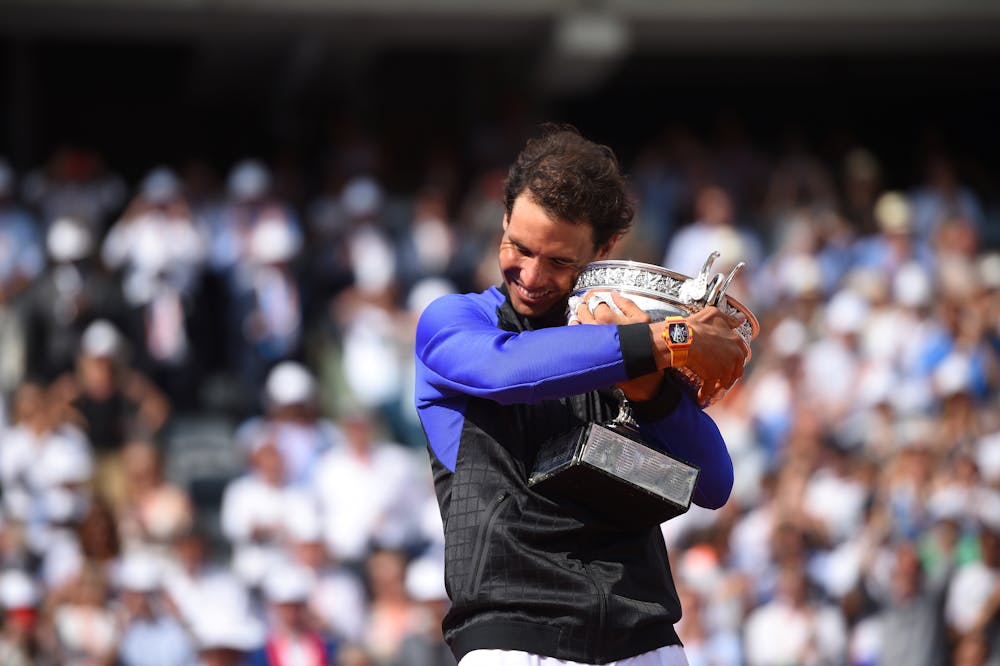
[618,323,657,378]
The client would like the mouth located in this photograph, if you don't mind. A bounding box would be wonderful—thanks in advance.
[511,281,555,304]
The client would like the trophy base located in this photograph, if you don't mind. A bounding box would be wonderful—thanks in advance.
[528,422,700,529]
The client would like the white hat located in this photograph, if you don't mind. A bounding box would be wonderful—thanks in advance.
[81,319,123,358]
[141,167,181,205]
[0,569,39,609]
[115,553,161,592]
[47,217,93,262]
[265,361,316,406]
[191,608,266,652]
[228,159,271,201]
[248,215,301,264]
[825,289,869,335]
[262,564,313,604]
[933,353,973,397]
[874,191,913,234]
[978,253,1000,290]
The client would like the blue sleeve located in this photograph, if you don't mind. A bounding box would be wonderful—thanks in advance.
[636,391,733,509]
[415,292,631,406]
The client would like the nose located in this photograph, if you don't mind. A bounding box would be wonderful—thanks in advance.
[519,257,545,286]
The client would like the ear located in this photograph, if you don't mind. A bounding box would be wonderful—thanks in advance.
[595,233,623,260]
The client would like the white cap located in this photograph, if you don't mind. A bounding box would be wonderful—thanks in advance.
[933,353,973,397]
[248,214,300,264]
[825,289,869,335]
[191,609,265,652]
[265,361,316,406]
[228,159,271,201]
[0,569,39,609]
[341,176,383,219]
[141,167,181,205]
[115,553,161,592]
[978,253,1000,290]
[81,319,123,358]
[262,564,313,604]
[47,217,93,262]
[874,191,913,234]
[405,555,448,602]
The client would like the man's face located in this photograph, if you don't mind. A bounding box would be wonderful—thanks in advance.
[499,192,612,320]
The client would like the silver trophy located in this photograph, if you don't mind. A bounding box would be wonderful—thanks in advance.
[528,251,759,528]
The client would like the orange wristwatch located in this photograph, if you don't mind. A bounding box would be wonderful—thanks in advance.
[662,317,693,367]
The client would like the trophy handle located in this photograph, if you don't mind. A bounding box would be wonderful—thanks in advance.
[711,261,746,308]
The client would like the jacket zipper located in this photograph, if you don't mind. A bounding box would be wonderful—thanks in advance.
[467,491,509,597]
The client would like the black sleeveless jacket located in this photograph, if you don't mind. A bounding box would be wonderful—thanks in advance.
[422,291,685,664]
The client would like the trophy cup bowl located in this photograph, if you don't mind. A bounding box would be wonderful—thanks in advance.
[527,251,759,529]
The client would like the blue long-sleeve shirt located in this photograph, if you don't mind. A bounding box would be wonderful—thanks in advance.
[415,285,733,509]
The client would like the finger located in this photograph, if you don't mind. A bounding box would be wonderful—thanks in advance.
[609,292,651,322]
[725,309,748,328]
[575,301,596,324]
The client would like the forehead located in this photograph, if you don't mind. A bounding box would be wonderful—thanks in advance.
[506,193,595,254]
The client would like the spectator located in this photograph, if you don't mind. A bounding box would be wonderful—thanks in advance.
[312,411,428,565]
[220,433,308,588]
[248,564,337,666]
[114,552,196,666]
[282,502,368,646]
[102,166,208,407]
[21,146,126,236]
[0,159,44,395]
[114,440,194,560]
[743,560,847,666]
[235,361,341,488]
[662,183,763,277]
[48,319,170,504]
[48,564,120,666]
[20,217,126,381]
[0,568,44,665]
[872,540,949,666]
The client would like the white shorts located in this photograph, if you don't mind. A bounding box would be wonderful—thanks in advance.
[458,646,689,666]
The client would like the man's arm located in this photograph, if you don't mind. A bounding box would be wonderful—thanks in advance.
[415,292,637,405]
[632,382,734,509]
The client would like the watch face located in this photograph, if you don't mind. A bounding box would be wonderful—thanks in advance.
[668,322,690,344]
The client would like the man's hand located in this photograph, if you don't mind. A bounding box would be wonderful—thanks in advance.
[571,290,664,402]
[656,306,748,404]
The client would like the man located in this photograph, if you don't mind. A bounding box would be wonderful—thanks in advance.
[414,125,748,666]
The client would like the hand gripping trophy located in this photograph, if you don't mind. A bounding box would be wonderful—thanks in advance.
[528,251,759,527]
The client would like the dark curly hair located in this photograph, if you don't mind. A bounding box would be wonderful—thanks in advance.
[504,124,634,251]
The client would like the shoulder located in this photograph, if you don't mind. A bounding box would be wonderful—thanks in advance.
[415,287,502,338]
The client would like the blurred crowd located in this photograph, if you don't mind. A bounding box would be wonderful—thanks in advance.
[0,119,997,665]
